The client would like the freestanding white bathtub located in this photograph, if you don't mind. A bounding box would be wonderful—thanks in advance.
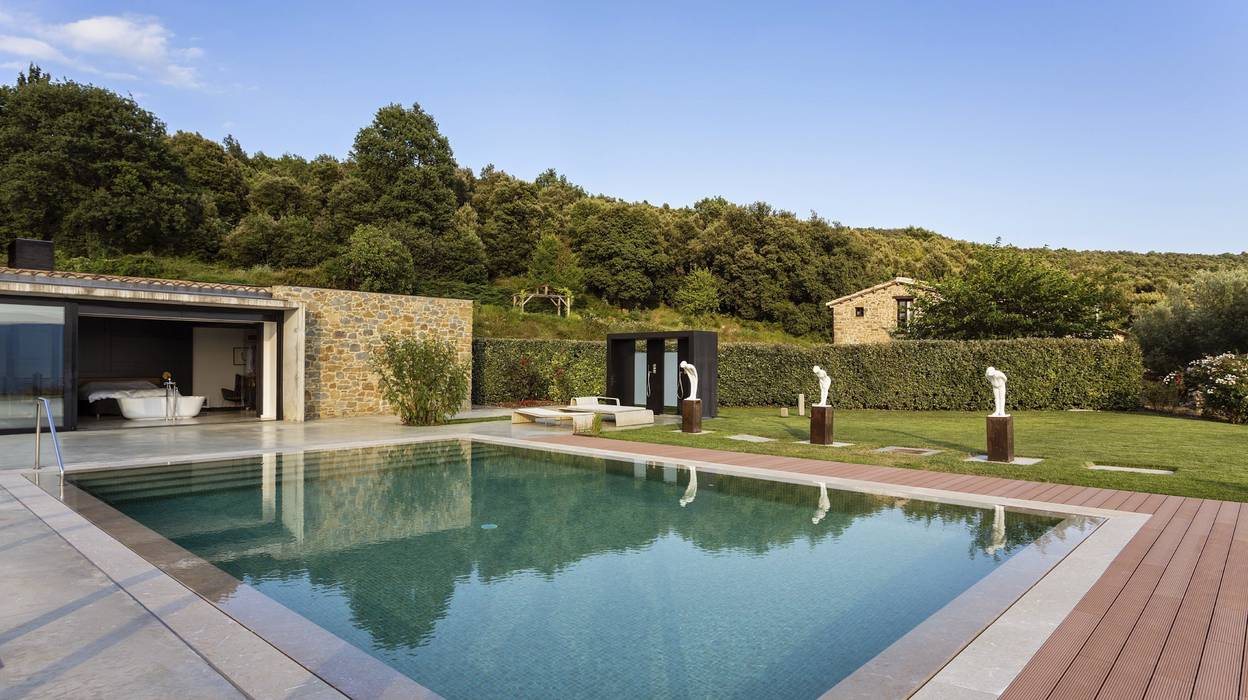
[118,396,206,420]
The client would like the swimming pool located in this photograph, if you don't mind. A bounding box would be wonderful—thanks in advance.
[59,439,1096,699]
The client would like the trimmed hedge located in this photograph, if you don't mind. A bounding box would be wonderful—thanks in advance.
[473,338,1144,411]
[473,338,605,405]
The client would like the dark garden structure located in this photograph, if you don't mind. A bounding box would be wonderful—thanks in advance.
[605,331,718,418]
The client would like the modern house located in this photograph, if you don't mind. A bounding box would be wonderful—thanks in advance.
[0,240,471,434]
[825,277,928,345]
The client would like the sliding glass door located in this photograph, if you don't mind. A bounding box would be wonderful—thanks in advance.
[0,299,74,432]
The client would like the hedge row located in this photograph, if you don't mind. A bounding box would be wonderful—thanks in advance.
[473,338,1144,411]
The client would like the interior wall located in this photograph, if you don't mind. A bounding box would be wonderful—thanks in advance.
[193,326,251,408]
[78,317,193,392]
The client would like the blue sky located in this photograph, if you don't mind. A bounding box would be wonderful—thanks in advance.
[1,1,1244,253]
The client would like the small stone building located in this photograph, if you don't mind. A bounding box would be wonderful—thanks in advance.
[0,252,471,432]
[825,277,927,345]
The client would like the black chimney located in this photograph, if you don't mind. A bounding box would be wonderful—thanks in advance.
[7,238,54,271]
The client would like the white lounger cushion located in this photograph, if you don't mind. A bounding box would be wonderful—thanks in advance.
[512,408,596,431]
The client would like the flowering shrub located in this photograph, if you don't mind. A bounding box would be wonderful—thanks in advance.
[1175,353,1248,423]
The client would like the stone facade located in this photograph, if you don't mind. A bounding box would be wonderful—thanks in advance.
[826,277,926,345]
[271,286,472,420]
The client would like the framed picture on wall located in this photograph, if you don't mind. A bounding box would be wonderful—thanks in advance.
[233,347,252,367]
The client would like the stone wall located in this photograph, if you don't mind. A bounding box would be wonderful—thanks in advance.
[829,279,921,345]
[271,286,472,419]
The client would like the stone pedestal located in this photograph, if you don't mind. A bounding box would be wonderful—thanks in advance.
[681,399,703,433]
[986,415,1014,463]
[811,405,835,445]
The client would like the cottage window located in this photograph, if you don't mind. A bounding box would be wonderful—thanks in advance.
[896,298,914,328]
[854,306,865,317]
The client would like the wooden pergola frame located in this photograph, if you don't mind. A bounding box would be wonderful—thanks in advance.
[512,285,573,317]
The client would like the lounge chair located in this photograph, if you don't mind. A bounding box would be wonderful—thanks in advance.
[563,396,655,427]
[512,407,596,431]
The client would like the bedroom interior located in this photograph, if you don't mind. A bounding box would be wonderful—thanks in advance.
[76,315,262,430]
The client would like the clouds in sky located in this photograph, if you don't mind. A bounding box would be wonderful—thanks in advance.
[0,10,201,87]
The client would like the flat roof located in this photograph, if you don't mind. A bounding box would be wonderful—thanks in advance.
[0,267,274,300]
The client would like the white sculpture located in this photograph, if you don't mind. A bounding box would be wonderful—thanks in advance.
[812,482,831,524]
[985,367,1008,417]
[679,361,699,402]
[812,366,831,407]
[680,466,698,507]
[986,504,1007,555]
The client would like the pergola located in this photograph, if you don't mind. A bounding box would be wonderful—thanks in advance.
[605,331,718,418]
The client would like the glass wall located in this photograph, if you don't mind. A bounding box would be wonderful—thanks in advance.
[0,302,66,430]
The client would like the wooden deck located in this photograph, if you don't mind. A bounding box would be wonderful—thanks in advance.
[541,435,1246,700]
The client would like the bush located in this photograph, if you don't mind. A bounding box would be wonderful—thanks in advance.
[673,268,721,318]
[372,335,469,425]
[473,337,1144,410]
[325,224,415,294]
[1176,353,1248,423]
[1134,269,1248,373]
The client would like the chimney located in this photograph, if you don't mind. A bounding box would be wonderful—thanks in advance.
[7,238,54,271]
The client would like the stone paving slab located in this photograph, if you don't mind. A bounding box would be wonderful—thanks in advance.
[0,484,243,700]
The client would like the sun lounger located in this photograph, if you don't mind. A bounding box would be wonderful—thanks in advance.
[512,407,595,431]
[564,397,655,427]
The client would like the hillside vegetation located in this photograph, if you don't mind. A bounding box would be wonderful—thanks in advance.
[3,65,1245,342]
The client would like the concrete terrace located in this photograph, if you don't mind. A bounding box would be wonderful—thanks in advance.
[0,417,1241,699]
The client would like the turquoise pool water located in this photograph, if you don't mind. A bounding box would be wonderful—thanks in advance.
[69,440,1069,699]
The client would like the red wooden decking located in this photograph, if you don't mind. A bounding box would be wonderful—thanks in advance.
[541,435,1245,700]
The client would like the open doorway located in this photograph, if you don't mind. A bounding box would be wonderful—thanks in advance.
[76,315,265,430]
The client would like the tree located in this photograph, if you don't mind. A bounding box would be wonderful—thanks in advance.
[673,268,721,317]
[526,233,583,291]
[221,213,333,268]
[382,211,488,291]
[167,131,248,226]
[350,102,458,232]
[904,247,1126,340]
[246,171,310,218]
[471,166,542,277]
[324,225,415,294]
[0,65,209,255]
[1134,269,1248,372]
[568,199,671,308]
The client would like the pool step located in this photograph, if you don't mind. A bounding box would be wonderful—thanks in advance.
[72,442,482,502]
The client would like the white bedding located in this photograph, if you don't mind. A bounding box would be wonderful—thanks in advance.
[88,388,176,402]
[81,380,168,403]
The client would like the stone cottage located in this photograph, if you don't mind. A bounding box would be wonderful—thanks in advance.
[825,277,929,345]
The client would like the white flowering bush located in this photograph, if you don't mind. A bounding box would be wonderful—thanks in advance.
[1174,353,1248,423]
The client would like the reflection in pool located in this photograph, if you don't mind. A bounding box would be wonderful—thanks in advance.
[70,440,1076,700]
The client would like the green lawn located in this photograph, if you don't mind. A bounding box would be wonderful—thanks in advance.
[601,408,1248,502]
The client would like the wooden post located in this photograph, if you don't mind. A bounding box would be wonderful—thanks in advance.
[986,415,1014,463]
[682,399,703,433]
[811,405,834,445]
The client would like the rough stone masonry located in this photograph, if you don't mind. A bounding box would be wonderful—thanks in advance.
[272,286,473,419]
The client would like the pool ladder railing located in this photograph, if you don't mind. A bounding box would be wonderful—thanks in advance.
[33,396,66,474]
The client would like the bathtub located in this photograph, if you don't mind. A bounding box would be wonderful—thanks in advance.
[118,395,206,420]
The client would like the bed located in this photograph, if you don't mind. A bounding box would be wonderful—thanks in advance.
[78,379,164,418]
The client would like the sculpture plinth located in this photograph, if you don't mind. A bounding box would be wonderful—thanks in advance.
[811,405,835,445]
[986,415,1014,463]
[681,399,703,433]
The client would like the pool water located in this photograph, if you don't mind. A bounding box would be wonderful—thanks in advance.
[69,440,1068,700]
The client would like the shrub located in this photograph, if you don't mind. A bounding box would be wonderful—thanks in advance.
[1177,353,1248,423]
[474,337,1144,411]
[325,224,415,294]
[372,335,469,425]
[673,268,721,318]
[1134,269,1248,373]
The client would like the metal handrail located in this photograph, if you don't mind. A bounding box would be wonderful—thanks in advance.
[33,397,65,474]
